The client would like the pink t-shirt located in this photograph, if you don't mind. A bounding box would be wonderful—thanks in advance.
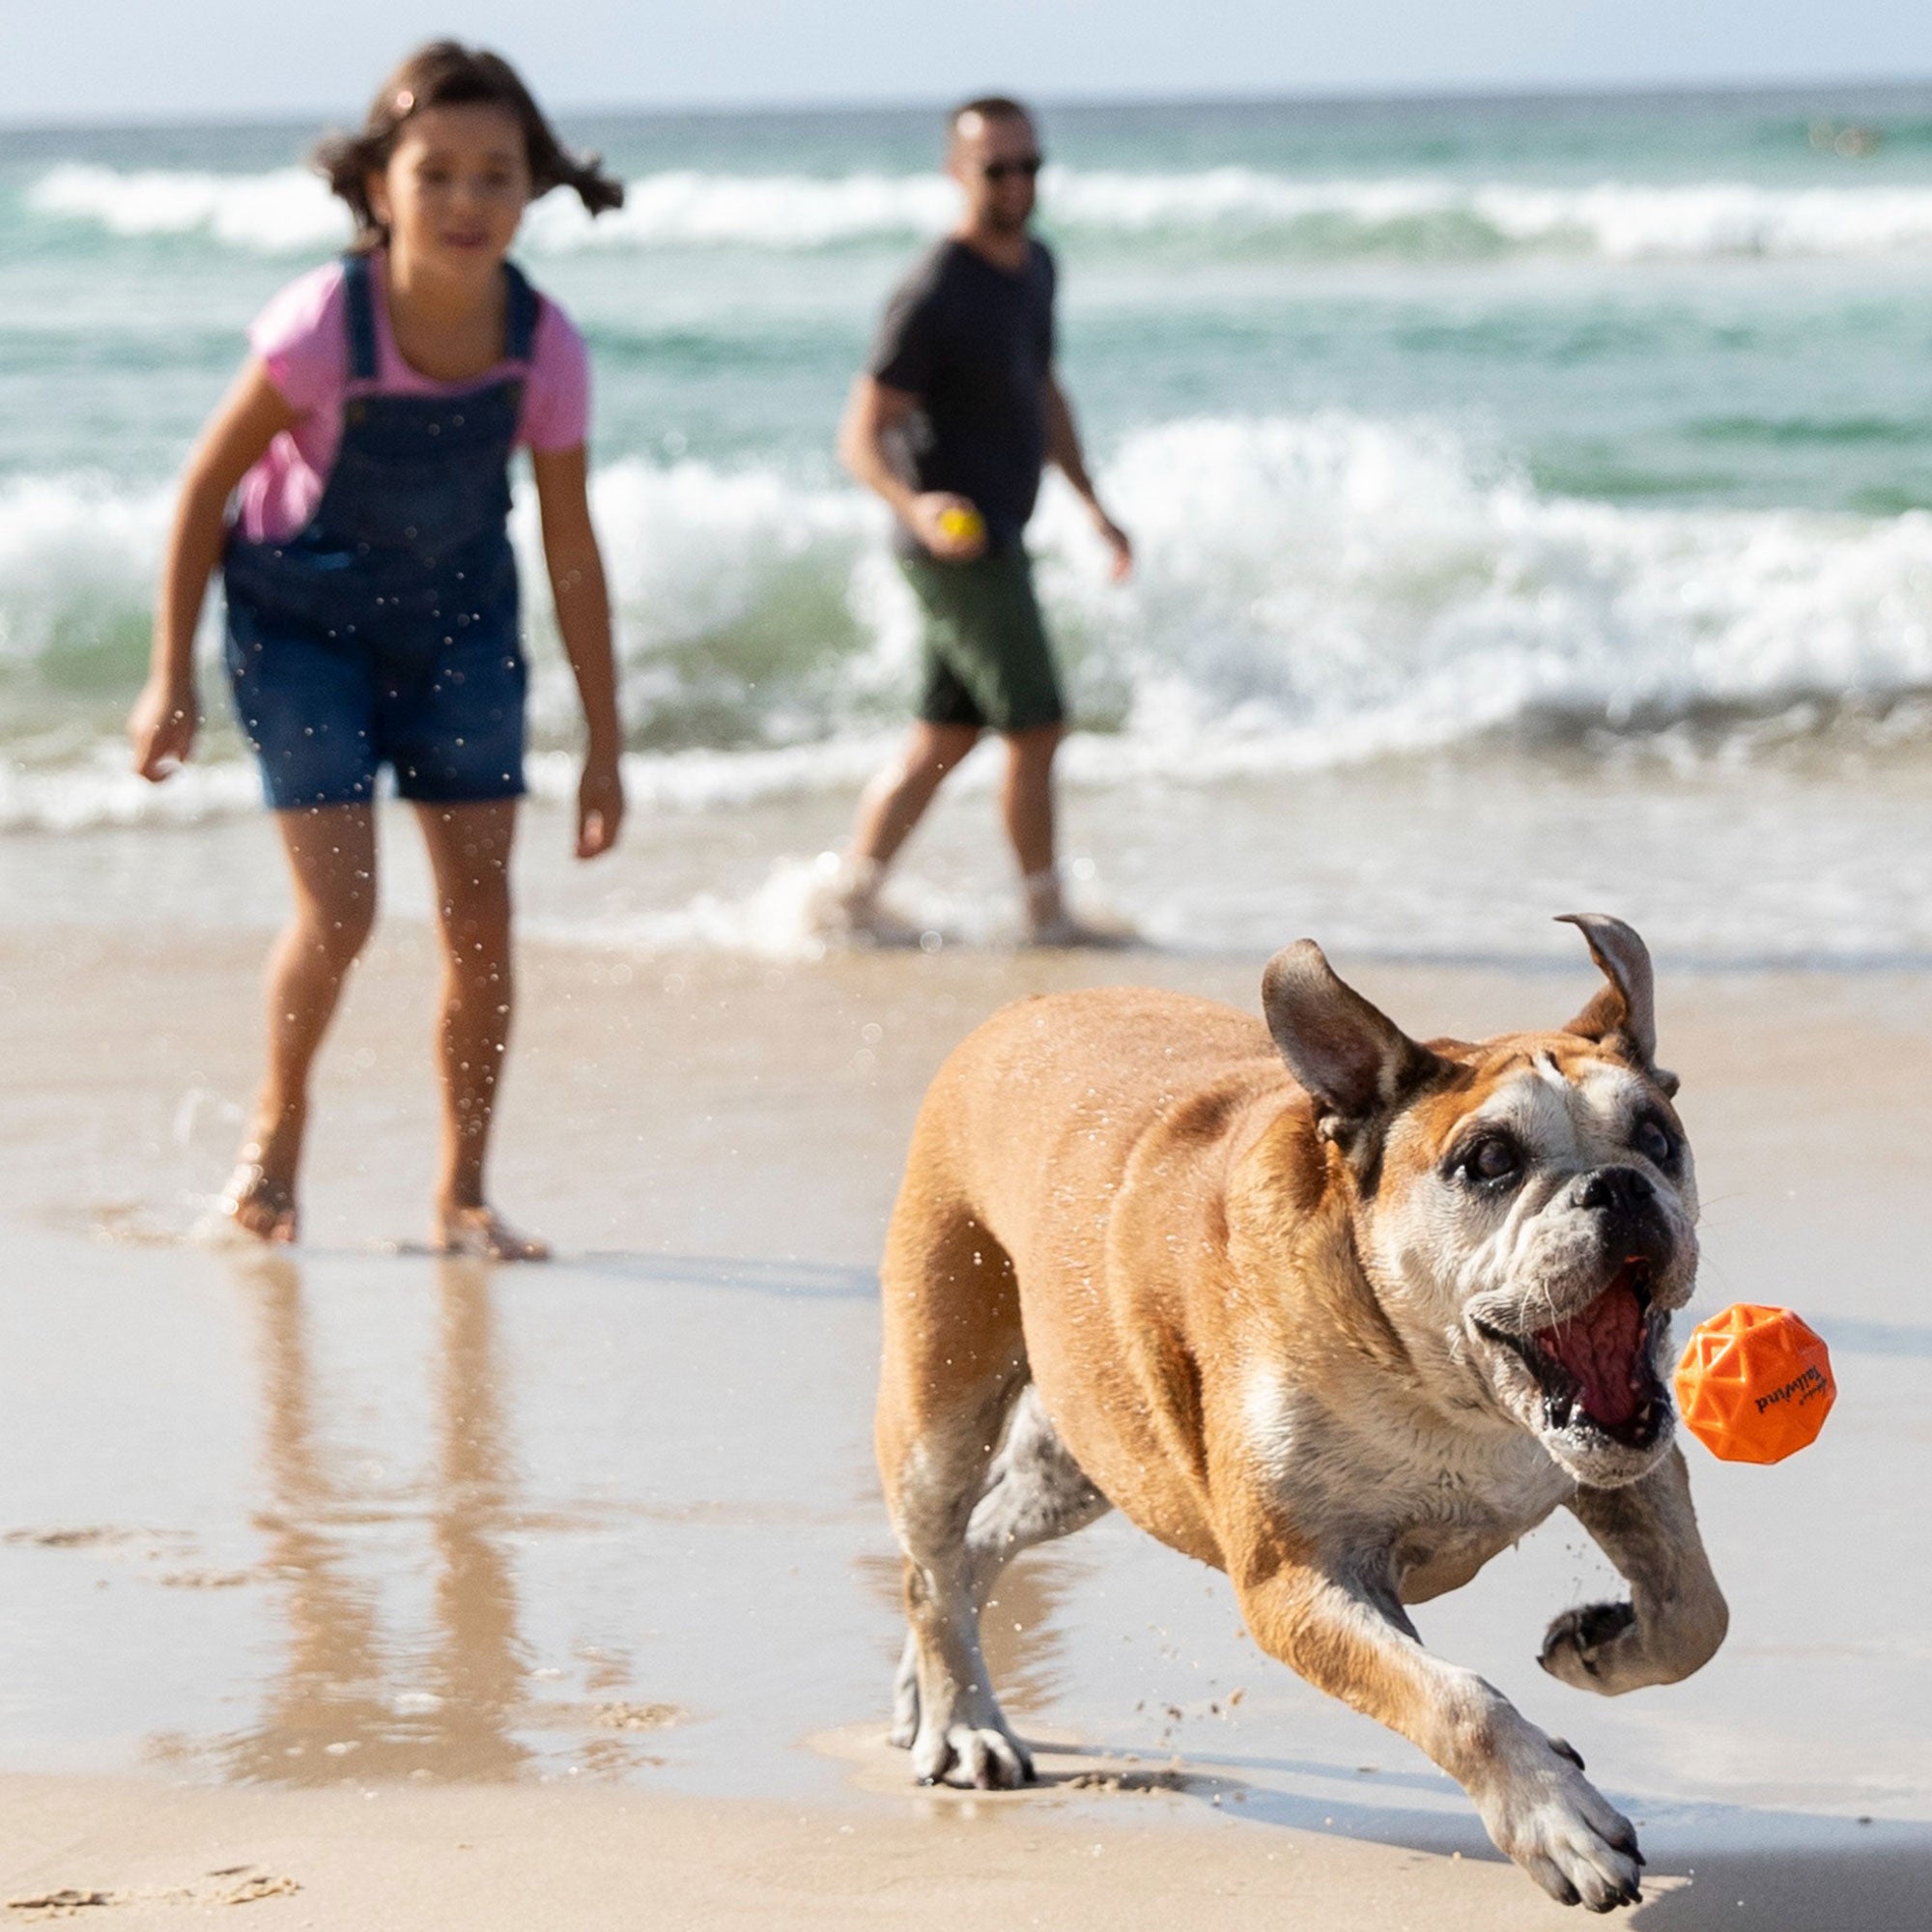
[235,254,590,544]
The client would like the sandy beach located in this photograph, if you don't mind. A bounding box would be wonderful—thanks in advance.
[0,798,1927,1927]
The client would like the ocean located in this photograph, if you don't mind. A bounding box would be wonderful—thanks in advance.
[8,85,1932,960]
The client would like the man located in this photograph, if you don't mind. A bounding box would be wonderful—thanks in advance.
[830,97,1133,947]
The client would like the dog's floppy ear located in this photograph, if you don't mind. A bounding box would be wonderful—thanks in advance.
[1556,913,1678,1095]
[1263,941,1448,1148]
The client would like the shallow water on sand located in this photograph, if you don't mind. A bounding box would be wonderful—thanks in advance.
[1,890,1927,1865]
[12,747,1932,966]
[5,1222,1929,1824]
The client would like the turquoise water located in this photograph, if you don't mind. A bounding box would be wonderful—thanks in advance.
[7,85,1932,835]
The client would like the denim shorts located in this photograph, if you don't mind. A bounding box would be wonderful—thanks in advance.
[224,613,528,812]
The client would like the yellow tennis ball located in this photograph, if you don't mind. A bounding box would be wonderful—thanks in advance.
[937,505,985,544]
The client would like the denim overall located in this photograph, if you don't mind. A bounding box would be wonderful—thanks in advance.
[224,252,537,810]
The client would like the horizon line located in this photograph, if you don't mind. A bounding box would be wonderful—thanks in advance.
[4,71,1931,138]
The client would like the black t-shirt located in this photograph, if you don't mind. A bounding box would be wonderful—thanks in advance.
[867,237,1056,554]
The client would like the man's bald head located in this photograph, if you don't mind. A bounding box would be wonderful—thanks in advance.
[950,96,1035,147]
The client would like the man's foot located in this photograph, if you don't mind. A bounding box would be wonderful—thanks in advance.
[816,854,929,949]
[1020,867,1138,950]
[841,899,930,949]
[1024,911,1136,950]
[212,1159,298,1245]
[435,1205,552,1262]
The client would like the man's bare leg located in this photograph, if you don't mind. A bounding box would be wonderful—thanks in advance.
[851,721,982,870]
[225,804,380,1241]
[1003,724,1126,946]
[415,798,546,1261]
[1000,722,1061,884]
[836,722,980,935]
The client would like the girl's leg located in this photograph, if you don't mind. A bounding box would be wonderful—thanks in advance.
[413,798,546,1261]
[227,804,380,1240]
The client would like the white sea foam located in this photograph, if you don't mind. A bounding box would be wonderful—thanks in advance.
[0,473,177,672]
[9,415,1932,832]
[30,159,1932,260]
[25,164,351,252]
[525,170,955,251]
[1042,413,1932,761]
[523,849,998,962]
[0,748,263,833]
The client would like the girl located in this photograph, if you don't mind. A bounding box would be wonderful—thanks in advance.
[128,43,626,1259]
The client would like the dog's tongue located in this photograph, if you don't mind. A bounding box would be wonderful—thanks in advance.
[1533,1276,1647,1428]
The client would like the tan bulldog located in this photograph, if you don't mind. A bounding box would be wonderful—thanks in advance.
[875,915,1727,1912]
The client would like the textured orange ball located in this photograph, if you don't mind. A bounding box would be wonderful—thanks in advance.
[1674,1304,1835,1464]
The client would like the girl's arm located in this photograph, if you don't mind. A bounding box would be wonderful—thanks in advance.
[530,443,624,858]
[130,359,299,781]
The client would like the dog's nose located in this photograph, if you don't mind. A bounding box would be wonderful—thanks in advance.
[1575,1166,1653,1215]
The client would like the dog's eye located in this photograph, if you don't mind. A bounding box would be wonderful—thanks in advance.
[1457,1134,1522,1186]
[1634,1118,1676,1167]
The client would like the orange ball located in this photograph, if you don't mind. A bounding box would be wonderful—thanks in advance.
[1673,1304,1835,1464]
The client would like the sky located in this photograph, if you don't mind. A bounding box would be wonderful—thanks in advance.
[4,0,1930,124]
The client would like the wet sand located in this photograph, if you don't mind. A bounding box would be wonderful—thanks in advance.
[4,1772,1930,1930]
[2,820,1929,1925]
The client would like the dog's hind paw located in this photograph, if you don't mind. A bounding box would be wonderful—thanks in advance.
[913,1722,1034,1790]
[1540,1601,1639,1693]
[888,1634,920,1747]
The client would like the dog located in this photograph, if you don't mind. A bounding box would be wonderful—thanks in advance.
[875,915,1727,1912]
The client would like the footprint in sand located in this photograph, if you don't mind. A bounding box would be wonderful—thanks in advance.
[589,1701,683,1731]
[5,1870,298,1916]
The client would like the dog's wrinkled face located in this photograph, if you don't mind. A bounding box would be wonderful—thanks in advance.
[1368,1037,1697,1487]
[1263,916,1696,1490]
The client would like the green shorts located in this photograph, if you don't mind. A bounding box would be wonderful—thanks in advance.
[899,547,1066,734]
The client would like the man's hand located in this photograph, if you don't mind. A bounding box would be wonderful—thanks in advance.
[1092,507,1133,582]
[907,492,989,562]
[577,751,625,859]
[128,673,199,782]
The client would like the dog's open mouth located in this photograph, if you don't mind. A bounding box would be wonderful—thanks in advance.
[1480,1260,1667,1448]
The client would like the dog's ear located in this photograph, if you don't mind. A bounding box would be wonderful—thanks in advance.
[1556,913,1678,1095]
[1263,941,1448,1148]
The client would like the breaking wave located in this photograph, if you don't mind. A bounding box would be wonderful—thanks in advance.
[29,160,1932,260]
[8,412,1932,830]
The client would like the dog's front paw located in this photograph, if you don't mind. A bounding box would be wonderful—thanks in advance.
[1480,1735,1642,1913]
[1541,1601,1640,1694]
[912,1719,1034,1790]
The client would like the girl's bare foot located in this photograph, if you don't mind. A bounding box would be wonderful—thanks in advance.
[215,1158,299,1244]
[435,1205,552,1262]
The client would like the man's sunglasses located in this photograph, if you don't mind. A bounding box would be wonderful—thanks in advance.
[980,156,1044,182]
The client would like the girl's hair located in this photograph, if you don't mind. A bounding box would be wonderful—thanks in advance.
[314,42,624,245]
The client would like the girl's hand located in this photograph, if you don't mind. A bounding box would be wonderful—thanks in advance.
[577,751,624,858]
[129,674,200,781]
